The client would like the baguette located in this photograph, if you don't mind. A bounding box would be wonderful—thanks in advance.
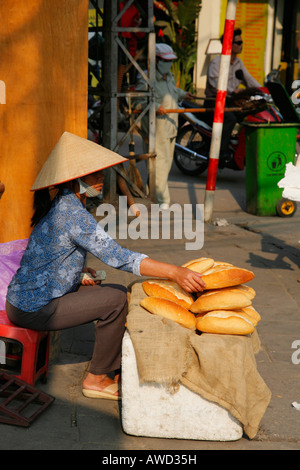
[211,261,234,267]
[182,257,215,273]
[233,309,258,327]
[140,296,196,330]
[200,266,255,290]
[196,310,255,335]
[142,279,194,309]
[197,284,256,300]
[238,305,261,324]
[231,284,256,300]
[190,289,252,314]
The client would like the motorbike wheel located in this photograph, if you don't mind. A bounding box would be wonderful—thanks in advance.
[174,125,209,175]
[276,198,297,217]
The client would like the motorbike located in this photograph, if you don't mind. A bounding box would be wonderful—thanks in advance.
[174,76,285,176]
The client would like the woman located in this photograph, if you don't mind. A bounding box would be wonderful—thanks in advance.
[134,43,194,210]
[6,132,205,400]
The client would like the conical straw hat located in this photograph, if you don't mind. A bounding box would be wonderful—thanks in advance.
[31,131,128,191]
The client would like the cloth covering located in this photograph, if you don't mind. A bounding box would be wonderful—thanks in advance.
[0,239,28,310]
[126,281,271,440]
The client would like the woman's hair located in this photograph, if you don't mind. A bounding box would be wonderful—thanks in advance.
[31,188,53,227]
[31,180,77,227]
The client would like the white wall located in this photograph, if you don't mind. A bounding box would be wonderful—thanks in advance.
[195,0,222,93]
[272,0,284,70]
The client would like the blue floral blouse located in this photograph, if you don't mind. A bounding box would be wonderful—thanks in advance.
[7,189,148,312]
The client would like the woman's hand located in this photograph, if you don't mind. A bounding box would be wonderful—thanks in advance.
[81,267,101,286]
[172,266,206,293]
[156,105,167,115]
[185,92,195,101]
[140,258,206,293]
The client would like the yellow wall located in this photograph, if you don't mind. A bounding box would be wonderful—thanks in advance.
[88,8,103,28]
[0,0,89,243]
[220,0,269,85]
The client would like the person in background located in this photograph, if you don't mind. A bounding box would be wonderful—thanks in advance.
[204,28,261,156]
[205,28,261,98]
[5,132,205,401]
[134,43,194,210]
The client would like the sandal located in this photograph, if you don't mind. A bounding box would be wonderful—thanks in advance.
[82,382,120,401]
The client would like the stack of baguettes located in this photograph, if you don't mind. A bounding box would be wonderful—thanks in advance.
[140,257,260,335]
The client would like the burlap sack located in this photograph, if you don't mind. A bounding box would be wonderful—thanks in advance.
[126,281,271,439]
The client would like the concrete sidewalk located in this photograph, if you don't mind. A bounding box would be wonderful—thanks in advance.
[1,163,300,451]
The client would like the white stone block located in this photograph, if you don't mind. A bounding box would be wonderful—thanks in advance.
[121,331,243,441]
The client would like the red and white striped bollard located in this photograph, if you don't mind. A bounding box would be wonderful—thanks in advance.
[204,0,237,223]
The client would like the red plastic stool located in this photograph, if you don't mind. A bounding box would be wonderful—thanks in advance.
[0,310,50,386]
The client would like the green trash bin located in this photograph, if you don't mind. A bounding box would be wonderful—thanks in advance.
[245,122,298,216]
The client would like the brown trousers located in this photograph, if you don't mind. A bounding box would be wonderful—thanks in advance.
[6,283,128,375]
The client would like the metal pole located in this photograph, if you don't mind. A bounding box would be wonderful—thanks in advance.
[100,0,155,203]
[147,30,156,202]
[102,0,118,203]
[204,0,237,223]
